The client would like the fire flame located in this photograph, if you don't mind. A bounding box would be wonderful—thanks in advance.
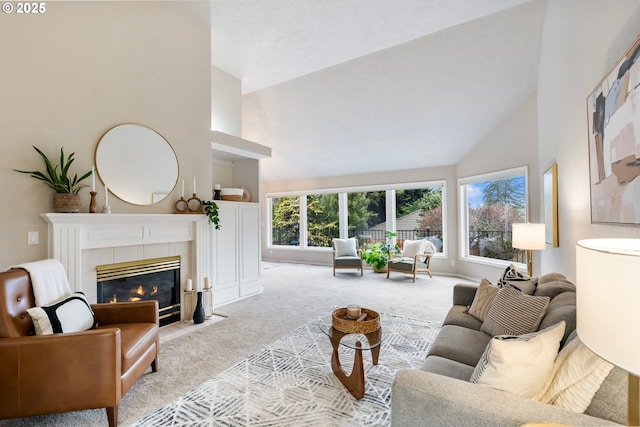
[151,285,158,295]
[134,285,145,296]
[109,294,117,304]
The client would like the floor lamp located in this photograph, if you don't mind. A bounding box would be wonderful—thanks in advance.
[576,238,640,426]
[511,223,545,277]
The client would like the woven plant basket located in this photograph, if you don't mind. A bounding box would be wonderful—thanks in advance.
[53,193,81,213]
[332,307,380,334]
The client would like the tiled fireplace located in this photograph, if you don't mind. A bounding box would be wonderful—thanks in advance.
[40,213,212,321]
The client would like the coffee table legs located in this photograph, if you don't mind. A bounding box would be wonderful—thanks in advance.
[329,328,382,400]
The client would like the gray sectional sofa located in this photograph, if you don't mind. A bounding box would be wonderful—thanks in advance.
[391,273,627,426]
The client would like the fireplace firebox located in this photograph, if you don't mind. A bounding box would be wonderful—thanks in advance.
[97,256,180,326]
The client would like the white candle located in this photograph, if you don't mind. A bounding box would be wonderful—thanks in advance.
[214,184,220,190]
[186,278,193,292]
[204,277,210,289]
[91,166,95,192]
[347,304,361,318]
[105,185,109,206]
[193,176,197,195]
[181,179,184,198]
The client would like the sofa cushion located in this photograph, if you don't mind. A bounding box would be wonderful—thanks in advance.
[443,305,483,330]
[535,336,613,413]
[585,366,627,425]
[467,279,499,321]
[534,273,576,299]
[27,292,96,335]
[427,325,491,367]
[421,355,475,381]
[481,287,550,336]
[538,291,576,346]
[470,321,566,398]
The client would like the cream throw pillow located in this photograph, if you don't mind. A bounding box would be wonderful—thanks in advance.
[333,238,358,257]
[470,321,566,398]
[535,337,614,413]
[467,279,500,321]
[401,239,426,258]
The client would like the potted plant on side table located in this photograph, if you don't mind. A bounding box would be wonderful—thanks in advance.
[14,146,93,213]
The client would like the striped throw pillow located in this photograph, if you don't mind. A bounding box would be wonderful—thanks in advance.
[481,286,550,336]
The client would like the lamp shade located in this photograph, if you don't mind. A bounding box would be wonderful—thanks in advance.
[512,223,546,250]
[576,238,640,376]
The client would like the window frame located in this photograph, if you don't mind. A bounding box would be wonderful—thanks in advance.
[457,166,529,269]
[265,180,447,258]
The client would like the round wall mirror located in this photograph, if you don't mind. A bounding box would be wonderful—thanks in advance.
[96,124,179,205]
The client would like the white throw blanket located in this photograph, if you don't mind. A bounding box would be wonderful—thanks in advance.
[11,259,72,306]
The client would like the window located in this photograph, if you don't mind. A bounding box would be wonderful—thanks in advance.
[459,168,527,265]
[270,196,300,246]
[306,194,339,247]
[347,191,386,245]
[267,181,446,255]
[395,187,443,253]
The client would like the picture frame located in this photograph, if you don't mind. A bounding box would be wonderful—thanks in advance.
[543,164,558,247]
[586,35,640,225]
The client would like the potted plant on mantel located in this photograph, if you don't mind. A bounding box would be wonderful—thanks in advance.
[14,145,93,213]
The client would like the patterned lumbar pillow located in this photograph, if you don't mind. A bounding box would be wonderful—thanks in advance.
[498,263,538,294]
[467,279,500,321]
[27,292,97,335]
[470,321,566,398]
[481,286,550,336]
[333,238,358,257]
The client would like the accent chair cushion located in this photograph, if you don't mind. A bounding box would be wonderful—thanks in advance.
[27,292,97,335]
[467,279,500,322]
[333,238,358,257]
[470,321,566,398]
[481,286,550,336]
[401,239,426,258]
[334,256,362,267]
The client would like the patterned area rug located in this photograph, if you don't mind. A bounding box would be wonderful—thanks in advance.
[132,314,440,426]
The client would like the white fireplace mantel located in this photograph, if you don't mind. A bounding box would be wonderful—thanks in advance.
[40,213,212,296]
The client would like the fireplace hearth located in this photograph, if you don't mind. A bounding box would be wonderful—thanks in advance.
[97,256,181,326]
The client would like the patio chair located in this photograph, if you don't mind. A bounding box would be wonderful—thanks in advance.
[332,238,363,276]
[387,239,436,282]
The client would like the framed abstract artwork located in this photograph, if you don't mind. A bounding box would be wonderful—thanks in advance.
[543,164,558,247]
[586,35,640,225]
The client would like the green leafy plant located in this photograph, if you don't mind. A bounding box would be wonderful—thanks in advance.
[361,231,400,271]
[14,146,92,194]
[202,200,220,230]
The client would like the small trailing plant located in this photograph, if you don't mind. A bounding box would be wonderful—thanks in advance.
[202,200,220,229]
[14,145,92,194]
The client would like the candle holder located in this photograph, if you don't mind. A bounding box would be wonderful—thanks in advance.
[102,205,111,214]
[89,191,97,213]
[175,194,204,214]
[203,287,214,319]
[183,290,195,322]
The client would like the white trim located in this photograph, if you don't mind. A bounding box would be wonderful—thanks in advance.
[265,179,446,199]
[457,166,529,266]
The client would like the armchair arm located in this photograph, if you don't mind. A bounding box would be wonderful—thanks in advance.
[414,253,432,265]
[452,284,478,306]
[0,329,121,418]
[92,300,159,326]
[391,369,619,427]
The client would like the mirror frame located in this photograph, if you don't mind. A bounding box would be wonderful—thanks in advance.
[95,124,179,206]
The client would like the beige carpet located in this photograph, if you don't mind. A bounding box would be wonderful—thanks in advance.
[0,263,475,426]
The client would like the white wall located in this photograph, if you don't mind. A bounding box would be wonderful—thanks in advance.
[0,2,211,268]
[456,94,540,281]
[537,0,640,281]
[211,66,242,135]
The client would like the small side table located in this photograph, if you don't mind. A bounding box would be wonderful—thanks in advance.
[318,308,382,400]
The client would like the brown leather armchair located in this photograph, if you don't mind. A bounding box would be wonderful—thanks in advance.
[0,267,160,426]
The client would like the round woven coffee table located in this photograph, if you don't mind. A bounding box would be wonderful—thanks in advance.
[318,308,382,399]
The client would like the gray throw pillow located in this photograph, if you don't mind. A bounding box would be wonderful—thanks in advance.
[467,279,500,321]
[481,286,550,336]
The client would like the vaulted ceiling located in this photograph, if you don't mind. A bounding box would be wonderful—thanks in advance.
[203,0,545,181]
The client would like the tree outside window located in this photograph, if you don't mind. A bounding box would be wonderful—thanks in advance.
[271,196,300,246]
[306,194,339,247]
